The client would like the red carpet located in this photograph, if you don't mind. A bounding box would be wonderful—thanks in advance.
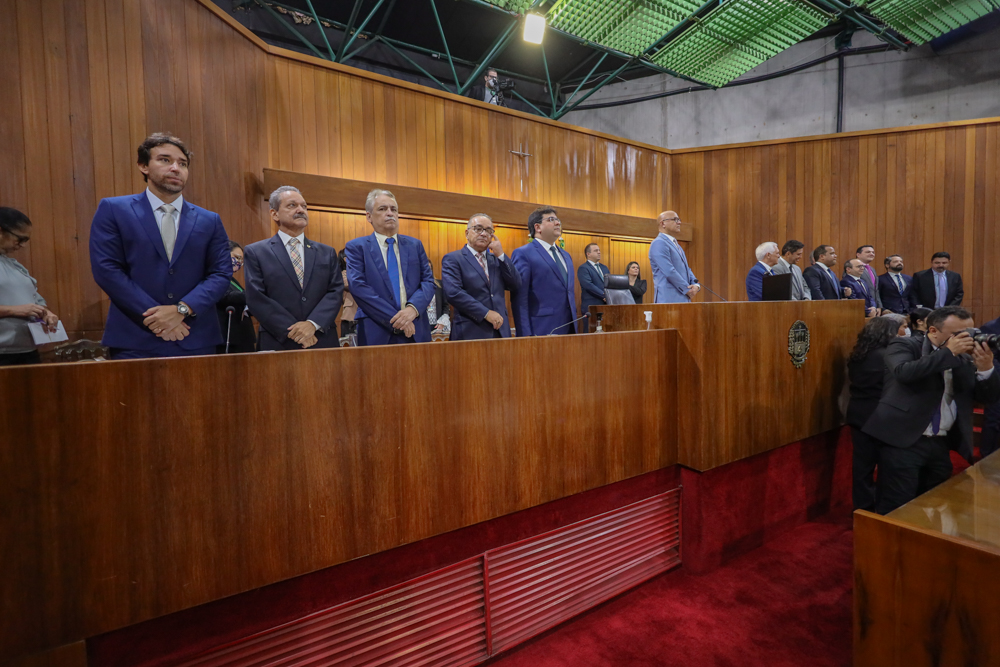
[485,514,853,667]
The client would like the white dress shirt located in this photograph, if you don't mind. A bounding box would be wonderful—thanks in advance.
[923,340,994,436]
[276,229,319,331]
[758,261,774,276]
[466,244,507,280]
[374,231,408,307]
[146,189,183,242]
[534,237,567,274]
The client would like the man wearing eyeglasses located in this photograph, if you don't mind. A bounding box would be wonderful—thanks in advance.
[649,211,700,303]
[441,214,522,341]
[510,208,578,336]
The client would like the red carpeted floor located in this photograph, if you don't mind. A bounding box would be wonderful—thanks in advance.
[486,514,854,667]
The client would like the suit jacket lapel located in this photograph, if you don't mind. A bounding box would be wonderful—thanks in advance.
[397,235,411,295]
[461,246,489,288]
[366,234,397,297]
[269,234,301,290]
[301,238,317,290]
[130,194,169,263]
[170,202,196,266]
[533,240,567,286]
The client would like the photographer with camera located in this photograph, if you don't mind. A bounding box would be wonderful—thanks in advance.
[863,306,1000,514]
[467,66,512,108]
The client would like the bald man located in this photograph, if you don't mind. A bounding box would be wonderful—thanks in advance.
[649,211,700,303]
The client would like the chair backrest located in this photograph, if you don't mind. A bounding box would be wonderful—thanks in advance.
[52,339,109,362]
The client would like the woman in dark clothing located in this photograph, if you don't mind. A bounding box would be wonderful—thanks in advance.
[847,317,902,511]
[216,241,257,353]
[625,262,647,305]
[908,307,931,339]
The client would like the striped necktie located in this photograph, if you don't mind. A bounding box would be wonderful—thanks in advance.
[288,237,304,287]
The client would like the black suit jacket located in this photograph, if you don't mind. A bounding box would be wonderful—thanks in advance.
[802,264,843,300]
[846,347,887,429]
[577,261,609,310]
[216,278,257,353]
[863,335,1000,462]
[910,269,963,308]
[244,234,344,351]
[629,279,647,304]
[877,272,916,314]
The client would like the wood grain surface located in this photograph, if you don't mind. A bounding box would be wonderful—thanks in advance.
[0,330,676,662]
[594,300,861,470]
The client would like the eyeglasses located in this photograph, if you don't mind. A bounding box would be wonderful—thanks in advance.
[541,216,561,224]
[469,225,495,237]
[662,217,681,224]
[6,230,30,245]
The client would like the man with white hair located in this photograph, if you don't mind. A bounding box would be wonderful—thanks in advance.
[244,185,344,350]
[344,189,436,345]
[745,241,780,301]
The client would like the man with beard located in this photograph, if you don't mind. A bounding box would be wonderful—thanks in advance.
[244,186,344,351]
[878,254,916,314]
[89,133,230,359]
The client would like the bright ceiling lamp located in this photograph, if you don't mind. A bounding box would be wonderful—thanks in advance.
[524,13,547,43]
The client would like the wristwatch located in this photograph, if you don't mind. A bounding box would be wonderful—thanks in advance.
[176,302,192,318]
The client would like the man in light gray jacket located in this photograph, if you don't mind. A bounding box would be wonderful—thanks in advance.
[773,240,811,301]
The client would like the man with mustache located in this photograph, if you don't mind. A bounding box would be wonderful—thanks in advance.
[89,133,231,359]
[244,186,344,350]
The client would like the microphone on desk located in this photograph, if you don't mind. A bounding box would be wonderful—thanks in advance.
[549,314,591,336]
[697,283,728,302]
[225,306,235,353]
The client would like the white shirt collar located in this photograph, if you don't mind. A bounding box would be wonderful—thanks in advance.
[535,237,556,253]
[659,232,677,243]
[758,261,773,271]
[277,229,305,246]
[466,244,486,257]
[146,188,183,213]
[778,257,791,269]
[590,260,601,269]
[817,262,833,273]
[374,230,399,247]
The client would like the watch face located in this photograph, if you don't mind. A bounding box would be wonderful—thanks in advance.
[178,304,190,315]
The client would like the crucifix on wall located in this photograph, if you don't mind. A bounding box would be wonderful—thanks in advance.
[509,143,532,195]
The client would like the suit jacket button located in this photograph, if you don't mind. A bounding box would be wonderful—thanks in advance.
[302,296,307,302]
[167,293,174,299]
[169,269,174,275]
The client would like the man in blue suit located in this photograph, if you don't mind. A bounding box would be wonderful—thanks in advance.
[344,189,436,346]
[511,207,578,336]
[577,243,609,332]
[841,259,877,316]
[441,214,521,340]
[244,186,344,351]
[89,133,230,359]
[649,211,700,303]
[878,254,917,314]
[745,242,779,301]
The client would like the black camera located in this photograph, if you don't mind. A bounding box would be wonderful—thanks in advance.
[966,328,1000,351]
[489,76,515,92]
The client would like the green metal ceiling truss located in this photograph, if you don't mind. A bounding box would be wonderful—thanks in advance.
[650,0,834,87]
[854,0,999,43]
[547,0,706,56]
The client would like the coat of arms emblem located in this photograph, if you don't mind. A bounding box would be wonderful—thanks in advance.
[788,320,810,368]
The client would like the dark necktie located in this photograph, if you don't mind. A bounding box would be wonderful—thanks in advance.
[550,246,567,282]
[385,237,402,307]
[826,269,839,296]
[893,274,904,294]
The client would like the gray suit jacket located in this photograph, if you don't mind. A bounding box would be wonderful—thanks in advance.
[859,264,882,308]
[773,257,811,300]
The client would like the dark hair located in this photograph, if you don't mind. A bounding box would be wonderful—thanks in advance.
[0,207,31,234]
[856,245,874,254]
[228,240,243,252]
[527,207,557,239]
[485,65,497,78]
[927,306,972,330]
[137,133,192,182]
[625,261,641,277]
[850,317,901,363]
[909,307,932,329]
[884,254,902,268]
[338,248,347,272]
[844,259,857,272]
[812,244,831,262]
[931,251,951,261]
[584,243,599,256]
[781,240,804,255]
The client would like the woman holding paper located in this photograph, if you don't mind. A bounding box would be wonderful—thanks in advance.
[0,207,59,366]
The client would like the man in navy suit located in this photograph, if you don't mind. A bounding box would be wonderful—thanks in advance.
[841,259,877,317]
[911,252,964,308]
[577,243,609,332]
[649,211,700,303]
[441,214,521,340]
[344,189,435,346]
[244,186,344,351]
[746,242,780,301]
[511,207,578,336]
[878,254,916,314]
[89,133,230,359]
[803,245,852,300]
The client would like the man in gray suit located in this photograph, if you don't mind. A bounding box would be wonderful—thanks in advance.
[856,245,883,312]
[772,240,811,300]
[245,186,344,351]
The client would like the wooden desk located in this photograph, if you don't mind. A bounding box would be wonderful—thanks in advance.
[854,450,1000,666]
[593,300,863,470]
[0,332,676,662]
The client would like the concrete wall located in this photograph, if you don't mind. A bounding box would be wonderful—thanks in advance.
[563,29,1000,150]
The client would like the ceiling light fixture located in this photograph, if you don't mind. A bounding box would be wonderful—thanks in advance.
[523,14,546,44]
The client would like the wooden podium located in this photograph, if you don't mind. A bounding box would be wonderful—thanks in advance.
[0,301,861,665]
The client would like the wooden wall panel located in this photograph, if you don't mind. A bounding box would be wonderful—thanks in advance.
[672,123,1000,319]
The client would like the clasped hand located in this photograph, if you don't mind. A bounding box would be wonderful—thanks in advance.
[287,321,318,348]
[390,305,419,338]
[142,305,189,341]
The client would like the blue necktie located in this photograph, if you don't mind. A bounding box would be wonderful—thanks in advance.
[385,237,402,308]
[893,274,904,294]
[827,269,840,297]
[937,272,947,307]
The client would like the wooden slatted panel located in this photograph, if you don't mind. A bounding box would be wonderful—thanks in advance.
[486,490,681,655]
[176,560,486,667]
